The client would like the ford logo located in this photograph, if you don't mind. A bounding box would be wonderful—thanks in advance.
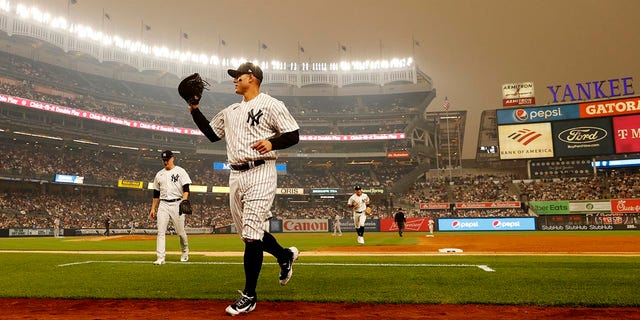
[557,127,607,144]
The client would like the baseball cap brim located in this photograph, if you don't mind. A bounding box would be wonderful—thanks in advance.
[227,69,243,79]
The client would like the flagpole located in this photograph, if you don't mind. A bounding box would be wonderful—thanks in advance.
[442,97,452,181]
[412,36,415,57]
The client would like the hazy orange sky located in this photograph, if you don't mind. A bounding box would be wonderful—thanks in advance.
[24,0,640,159]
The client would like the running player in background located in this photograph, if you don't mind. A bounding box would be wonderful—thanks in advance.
[347,185,370,245]
[148,150,191,265]
[187,62,300,316]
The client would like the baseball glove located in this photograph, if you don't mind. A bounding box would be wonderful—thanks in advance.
[179,199,192,215]
[365,207,372,215]
[178,73,209,105]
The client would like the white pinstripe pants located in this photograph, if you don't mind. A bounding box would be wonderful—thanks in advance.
[229,160,276,241]
[156,201,189,260]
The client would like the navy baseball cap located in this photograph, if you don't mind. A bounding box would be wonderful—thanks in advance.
[227,62,263,81]
[161,150,174,160]
[354,185,362,190]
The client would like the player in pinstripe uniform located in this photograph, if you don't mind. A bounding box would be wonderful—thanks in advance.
[187,62,300,316]
[148,150,191,265]
[347,185,370,245]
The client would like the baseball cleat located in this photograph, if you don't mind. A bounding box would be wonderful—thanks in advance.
[357,236,365,245]
[279,246,299,286]
[152,259,165,265]
[225,290,257,316]
[180,253,189,262]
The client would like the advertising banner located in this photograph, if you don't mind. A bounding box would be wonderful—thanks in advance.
[502,81,536,107]
[569,201,611,213]
[211,186,230,193]
[311,188,340,195]
[438,217,536,232]
[276,188,305,195]
[499,123,554,159]
[610,199,640,213]
[117,179,144,189]
[335,219,380,233]
[551,118,614,157]
[580,96,640,118]
[538,213,640,231]
[387,151,410,158]
[529,201,570,214]
[496,104,580,125]
[420,203,450,210]
[455,202,521,209]
[282,219,329,232]
[190,185,208,193]
[612,114,640,154]
[380,217,434,232]
[54,174,84,184]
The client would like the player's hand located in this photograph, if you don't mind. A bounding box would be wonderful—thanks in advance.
[252,140,273,155]
[149,210,156,219]
[188,104,199,112]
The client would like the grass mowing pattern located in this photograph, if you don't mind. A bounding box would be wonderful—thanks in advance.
[0,232,639,307]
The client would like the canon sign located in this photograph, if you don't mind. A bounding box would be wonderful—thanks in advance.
[283,219,328,232]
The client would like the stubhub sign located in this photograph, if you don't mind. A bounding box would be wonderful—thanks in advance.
[438,217,536,232]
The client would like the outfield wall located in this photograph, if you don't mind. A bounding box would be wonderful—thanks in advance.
[2,215,639,237]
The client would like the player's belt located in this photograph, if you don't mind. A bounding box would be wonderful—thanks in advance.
[161,198,181,202]
[355,211,364,213]
[230,160,265,171]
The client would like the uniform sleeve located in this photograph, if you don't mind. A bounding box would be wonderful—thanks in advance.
[268,99,299,134]
[152,173,160,191]
[209,108,227,139]
[180,167,193,185]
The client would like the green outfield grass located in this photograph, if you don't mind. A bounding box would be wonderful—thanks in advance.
[0,232,639,307]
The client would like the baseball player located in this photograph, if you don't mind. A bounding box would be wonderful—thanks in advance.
[53,217,61,238]
[148,150,191,265]
[347,185,370,245]
[332,213,342,236]
[427,217,435,237]
[187,62,300,316]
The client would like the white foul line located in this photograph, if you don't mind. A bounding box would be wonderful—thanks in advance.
[58,261,495,272]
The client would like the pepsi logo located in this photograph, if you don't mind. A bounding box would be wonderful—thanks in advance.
[451,220,460,228]
[514,109,528,122]
[492,220,501,228]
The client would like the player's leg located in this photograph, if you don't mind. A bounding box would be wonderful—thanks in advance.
[226,171,258,316]
[242,163,298,286]
[170,207,189,261]
[154,205,170,264]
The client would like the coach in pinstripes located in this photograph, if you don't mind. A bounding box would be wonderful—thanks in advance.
[187,62,300,316]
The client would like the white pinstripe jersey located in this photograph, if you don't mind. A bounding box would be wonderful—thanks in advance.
[348,193,370,212]
[208,93,299,165]
[153,166,192,200]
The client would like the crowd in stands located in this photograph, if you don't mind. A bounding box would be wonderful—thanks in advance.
[2,147,640,229]
[2,52,640,230]
[1,53,423,136]
[0,191,232,231]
